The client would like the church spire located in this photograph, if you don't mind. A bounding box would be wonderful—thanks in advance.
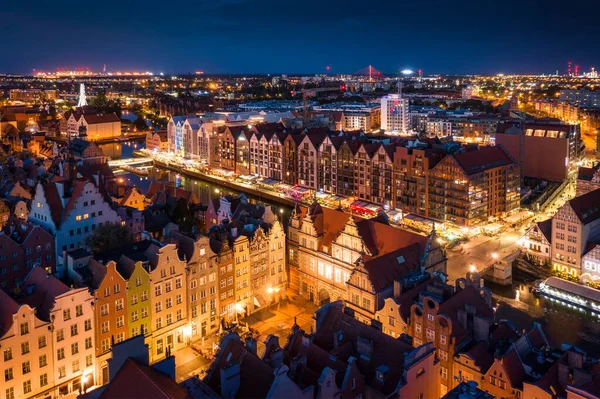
[77,83,88,107]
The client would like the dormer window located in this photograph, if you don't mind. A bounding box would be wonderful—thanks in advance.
[376,365,390,383]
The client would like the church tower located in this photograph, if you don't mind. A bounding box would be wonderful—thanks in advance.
[77,83,88,107]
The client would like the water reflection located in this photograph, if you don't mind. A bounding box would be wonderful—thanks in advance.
[99,141,143,160]
[491,271,600,354]
[119,167,293,227]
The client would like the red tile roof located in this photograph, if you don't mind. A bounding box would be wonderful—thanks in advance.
[205,336,275,399]
[452,146,515,175]
[578,166,596,181]
[0,288,20,337]
[302,204,430,292]
[20,266,70,321]
[568,188,600,224]
[464,341,494,373]
[99,358,191,399]
[82,113,120,125]
[501,349,527,388]
[438,285,494,342]
[312,302,420,396]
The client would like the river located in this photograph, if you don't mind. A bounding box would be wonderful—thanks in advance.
[108,143,600,356]
[490,271,600,354]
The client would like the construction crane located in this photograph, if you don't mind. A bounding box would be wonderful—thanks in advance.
[298,87,343,119]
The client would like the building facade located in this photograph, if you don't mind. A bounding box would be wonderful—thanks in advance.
[381,94,409,134]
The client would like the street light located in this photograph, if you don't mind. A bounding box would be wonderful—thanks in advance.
[491,252,498,260]
[469,264,476,273]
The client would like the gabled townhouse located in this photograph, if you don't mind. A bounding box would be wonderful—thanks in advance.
[145,130,168,153]
[297,132,324,191]
[167,232,219,339]
[19,266,96,396]
[29,177,121,275]
[283,324,364,399]
[317,136,335,193]
[406,273,494,396]
[120,260,152,339]
[0,217,55,290]
[331,138,359,198]
[283,133,301,185]
[0,289,53,399]
[146,243,188,362]
[289,202,446,320]
[551,188,600,277]
[521,219,553,265]
[75,259,129,386]
[356,142,395,206]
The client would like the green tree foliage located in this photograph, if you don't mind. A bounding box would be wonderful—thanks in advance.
[133,115,148,131]
[85,222,133,253]
[90,93,122,118]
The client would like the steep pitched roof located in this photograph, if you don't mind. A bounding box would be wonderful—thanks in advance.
[463,340,494,373]
[99,358,191,399]
[312,302,419,396]
[568,188,600,224]
[536,219,553,243]
[19,266,70,321]
[501,349,527,388]
[0,288,20,337]
[362,243,423,292]
[438,285,494,342]
[205,336,275,398]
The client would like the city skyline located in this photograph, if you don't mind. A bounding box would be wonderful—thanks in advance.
[2,0,599,75]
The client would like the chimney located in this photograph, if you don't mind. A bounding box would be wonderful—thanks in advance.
[220,362,241,399]
[245,336,257,355]
[263,335,283,369]
[393,280,402,298]
[457,309,468,331]
[333,329,344,349]
[356,336,374,360]
[289,353,307,381]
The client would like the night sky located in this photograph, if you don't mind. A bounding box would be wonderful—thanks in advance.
[2,0,599,75]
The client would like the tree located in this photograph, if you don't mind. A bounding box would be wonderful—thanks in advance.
[133,115,148,132]
[85,222,133,253]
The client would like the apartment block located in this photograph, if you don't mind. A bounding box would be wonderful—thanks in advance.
[428,146,520,226]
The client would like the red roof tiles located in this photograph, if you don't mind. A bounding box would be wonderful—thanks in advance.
[453,146,515,175]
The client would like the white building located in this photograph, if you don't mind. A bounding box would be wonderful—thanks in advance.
[380,94,409,134]
[29,179,121,275]
[0,289,53,399]
[167,116,212,161]
[20,266,96,396]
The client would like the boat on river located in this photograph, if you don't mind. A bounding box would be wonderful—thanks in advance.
[534,277,600,313]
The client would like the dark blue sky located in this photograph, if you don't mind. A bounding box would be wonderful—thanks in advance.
[2,0,598,75]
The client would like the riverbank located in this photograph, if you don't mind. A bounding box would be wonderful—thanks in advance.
[46,132,147,145]
[151,159,298,208]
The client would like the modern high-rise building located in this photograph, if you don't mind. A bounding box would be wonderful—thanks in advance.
[381,94,409,134]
